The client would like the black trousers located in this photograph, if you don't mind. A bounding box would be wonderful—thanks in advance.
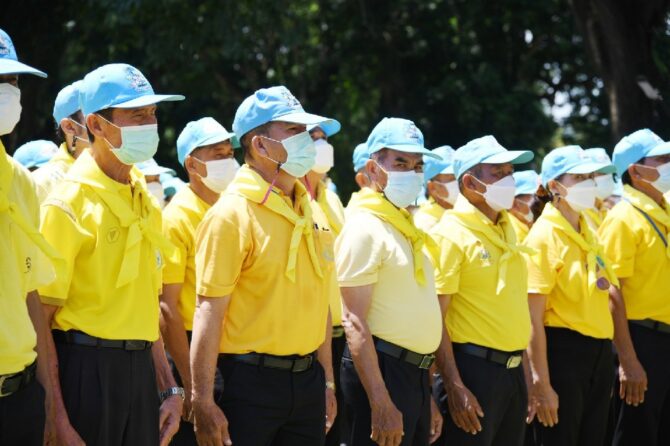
[535,327,614,446]
[56,341,159,446]
[0,377,45,445]
[216,354,326,446]
[441,348,527,446]
[341,347,431,446]
[325,334,349,446]
[613,322,670,446]
[169,331,224,446]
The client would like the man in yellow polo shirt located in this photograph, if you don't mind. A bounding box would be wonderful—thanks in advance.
[336,117,444,446]
[0,28,61,445]
[160,116,240,446]
[414,145,458,232]
[508,170,540,242]
[39,63,185,446]
[599,129,670,446]
[431,135,534,446]
[191,86,337,445]
[32,80,89,202]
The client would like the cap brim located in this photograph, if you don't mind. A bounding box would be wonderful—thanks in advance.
[0,59,47,78]
[272,111,334,126]
[566,161,616,175]
[381,144,442,159]
[114,94,185,109]
[307,120,341,137]
[196,133,241,150]
[647,143,670,158]
[483,150,534,165]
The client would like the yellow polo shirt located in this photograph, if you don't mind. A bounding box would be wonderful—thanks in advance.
[335,210,442,354]
[195,172,329,355]
[525,204,614,339]
[599,186,670,324]
[162,186,211,331]
[1,145,55,374]
[414,198,446,232]
[39,151,164,341]
[315,181,345,236]
[32,143,76,202]
[509,213,530,243]
[583,208,604,233]
[431,196,531,352]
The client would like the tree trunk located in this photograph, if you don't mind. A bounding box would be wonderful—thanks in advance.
[569,0,670,142]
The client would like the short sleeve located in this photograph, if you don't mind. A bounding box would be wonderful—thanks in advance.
[38,198,87,304]
[162,211,189,285]
[195,202,250,298]
[335,214,384,287]
[524,227,559,295]
[430,231,463,295]
[599,211,637,278]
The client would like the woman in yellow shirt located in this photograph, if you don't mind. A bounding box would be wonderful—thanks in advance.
[524,145,618,446]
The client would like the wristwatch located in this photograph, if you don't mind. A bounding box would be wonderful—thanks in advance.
[326,380,336,391]
[159,386,185,403]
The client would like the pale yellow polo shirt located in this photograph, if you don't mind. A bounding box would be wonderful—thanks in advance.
[414,198,446,233]
[32,143,76,202]
[162,185,211,331]
[431,197,531,352]
[39,151,164,341]
[195,174,329,356]
[599,186,670,324]
[335,210,442,355]
[0,145,54,374]
[525,204,614,339]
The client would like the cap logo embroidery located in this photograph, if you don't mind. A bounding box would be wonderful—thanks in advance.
[0,34,10,56]
[279,89,301,110]
[405,122,420,142]
[125,67,150,92]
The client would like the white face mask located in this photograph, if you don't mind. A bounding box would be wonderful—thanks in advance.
[312,138,334,174]
[557,178,597,212]
[0,84,22,136]
[472,174,516,212]
[432,180,459,206]
[594,175,615,200]
[198,158,240,193]
[147,181,165,208]
[377,163,423,208]
[641,162,670,194]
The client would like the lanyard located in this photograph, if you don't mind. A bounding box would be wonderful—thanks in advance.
[625,199,668,247]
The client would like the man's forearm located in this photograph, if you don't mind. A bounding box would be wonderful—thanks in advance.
[152,336,178,391]
[435,323,463,387]
[159,300,192,390]
[344,313,389,402]
[190,297,227,403]
[27,291,52,402]
[40,303,69,416]
[317,310,334,382]
[609,285,637,362]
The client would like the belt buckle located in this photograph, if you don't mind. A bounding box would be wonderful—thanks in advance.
[506,355,522,369]
[125,340,146,350]
[0,374,11,397]
[294,355,313,372]
[419,354,435,370]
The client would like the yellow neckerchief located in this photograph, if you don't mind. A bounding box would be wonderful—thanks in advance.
[583,208,603,232]
[624,185,670,258]
[418,197,446,221]
[346,187,438,286]
[449,195,536,293]
[66,151,179,288]
[314,181,343,235]
[225,165,323,282]
[540,203,619,292]
[509,212,530,241]
[0,141,65,278]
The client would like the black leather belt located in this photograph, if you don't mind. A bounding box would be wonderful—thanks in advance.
[0,361,36,398]
[630,319,670,335]
[332,326,345,338]
[53,330,153,351]
[454,343,523,369]
[374,338,435,369]
[225,352,316,373]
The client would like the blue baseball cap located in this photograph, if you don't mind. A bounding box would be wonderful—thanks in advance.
[352,143,369,172]
[367,117,439,159]
[423,145,456,182]
[232,86,339,139]
[136,158,176,176]
[53,80,83,123]
[14,140,58,169]
[177,117,240,165]
[454,135,533,179]
[513,170,540,195]
[585,147,613,167]
[79,63,184,116]
[308,121,341,138]
[0,29,47,78]
[612,129,667,177]
[541,145,616,186]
